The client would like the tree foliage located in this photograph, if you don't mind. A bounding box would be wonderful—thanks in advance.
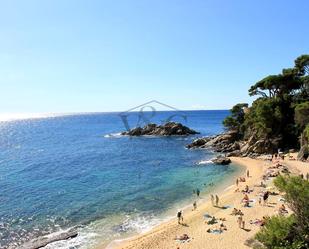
[223,103,248,133]
[255,215,296,249]
[223,54,309,150]
[255,176,309,249]
[248,73,301,99]
[295,54,309,76]
[274,176,309,232]
[295,101,309,128]
[305,124,309,141]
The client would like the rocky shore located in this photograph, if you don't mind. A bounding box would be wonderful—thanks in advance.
[186,130,282,158]
[121,122,199,136]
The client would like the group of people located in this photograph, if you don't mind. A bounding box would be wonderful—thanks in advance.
[210,194,220,207]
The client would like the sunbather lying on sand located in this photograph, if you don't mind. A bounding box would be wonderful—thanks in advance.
[249,219,264,226]
[249,216,268,226]
[174,234,190,241]
[254,181,266,188]
[206,222,227,233]
[206,216,217,225]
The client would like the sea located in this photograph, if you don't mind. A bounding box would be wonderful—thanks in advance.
[0,110,243,249]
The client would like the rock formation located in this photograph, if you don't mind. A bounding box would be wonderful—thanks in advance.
[19,228,78,249]
[187,130,280,158]
[121,122,199,136]
[211,156,231,165]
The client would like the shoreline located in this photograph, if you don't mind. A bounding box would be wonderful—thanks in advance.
[99,162,244,249]
[101,155,308,249]
[95,157,257,249]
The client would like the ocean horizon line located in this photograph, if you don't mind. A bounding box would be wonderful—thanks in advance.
[0,109,229,122]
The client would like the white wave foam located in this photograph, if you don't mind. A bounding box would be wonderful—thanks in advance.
[106,215,166,249]
[119,215,161,234]
[104,133,122,138]
[42,227,97,249]
[197,160,213,165]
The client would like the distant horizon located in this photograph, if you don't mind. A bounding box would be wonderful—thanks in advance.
[0,109,230,122]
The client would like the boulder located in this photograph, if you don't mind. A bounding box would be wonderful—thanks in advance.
[212,157,231,165]
[121,122,199,136]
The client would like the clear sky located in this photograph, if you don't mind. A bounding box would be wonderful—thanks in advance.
[0,0,308,113]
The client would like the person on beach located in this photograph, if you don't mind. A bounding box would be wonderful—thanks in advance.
[215,195,219,207]
[196,188,200,197]
[237,215,243,228]
[219,221,227,232]
[243,194,249,201]
[247,170,250,178]
[231,208,243,216]
[242,194,250,207]
[263,191,269,205]
[210,194,215,206]
[236,178,239,187]
[177,211,183,224]
[231,208,238,215]
[244,185,249,193]
[193,201,197,210]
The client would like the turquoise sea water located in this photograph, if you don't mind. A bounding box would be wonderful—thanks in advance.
[0,110,241,248]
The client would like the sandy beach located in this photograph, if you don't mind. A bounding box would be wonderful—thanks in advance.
[100,156,309,249]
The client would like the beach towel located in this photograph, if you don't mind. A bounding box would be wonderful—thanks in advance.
[207,229,222,234]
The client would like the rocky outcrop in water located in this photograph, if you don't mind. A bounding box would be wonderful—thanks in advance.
[121,122,199,136]
[19,228,78,249]
[211,156,231,165]
[186,130,238,151]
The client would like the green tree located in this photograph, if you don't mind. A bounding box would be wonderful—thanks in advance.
[295,54,309,76]
[295,102,309,128]
[223,103,248,135]
[295,101,309,145]
[305,124,309,141]
[249,73,301,99]
[274,176,309,233]
[255,215,296,249]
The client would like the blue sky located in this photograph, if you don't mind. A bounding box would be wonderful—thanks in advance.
[0,0,308,113]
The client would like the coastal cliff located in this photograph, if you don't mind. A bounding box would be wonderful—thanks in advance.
[194,54,309,161]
